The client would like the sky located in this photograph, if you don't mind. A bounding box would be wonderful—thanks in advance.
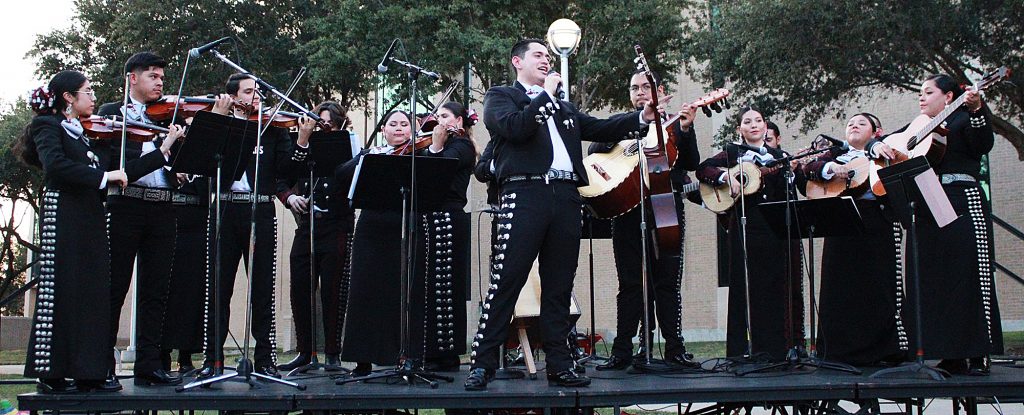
[1,1,76,105]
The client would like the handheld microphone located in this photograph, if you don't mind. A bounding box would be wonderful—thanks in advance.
[818,134,850,151]
[377,39,399,73]
[729,142,768,156]
[189,37,232,58]
[546,69,565,100]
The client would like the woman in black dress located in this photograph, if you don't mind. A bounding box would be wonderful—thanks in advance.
[696,106,803,361]
[336,107,475,375]
[418,101,477,371]
[17,70,176,393]
[894,75,1003,375]
[803,113,907,365]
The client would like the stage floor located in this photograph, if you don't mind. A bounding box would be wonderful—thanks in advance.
[17,364,1024,412]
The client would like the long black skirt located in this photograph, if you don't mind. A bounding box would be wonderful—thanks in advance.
[724,198,804,360]
[816,199,907,365]
[904,182,1003,359]
[25,188,111,381]
[340,209,469,364]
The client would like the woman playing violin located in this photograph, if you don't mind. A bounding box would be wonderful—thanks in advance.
[15,70,171,393]
[695,105,804,361]
[335,105,476,374]
[802,113,907,366]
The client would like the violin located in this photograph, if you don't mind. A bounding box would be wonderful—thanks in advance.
[79,115,169,142]
[394,126,467,155]
[145,95,254,121]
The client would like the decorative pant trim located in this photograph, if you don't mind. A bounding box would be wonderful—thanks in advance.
[470,191,516,363]
[30,190,61,374]
[269,217,279,364]
[336,231,354,352]
[892,221,909,350]
[427,212,457,354]
[965,187,995,344]
[202,214,212,356]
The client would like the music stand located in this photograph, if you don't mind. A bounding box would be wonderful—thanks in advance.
[173,112,304,391]
[336,154,458,388]
[745,196,865,375]
[285,130,353,377]
[578,212,613,365]
[871,156,954,380]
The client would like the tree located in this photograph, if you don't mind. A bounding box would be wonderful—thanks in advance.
[299,0,691,112]
[29,0,330,107]
[0,100,44,315]
[680,0,1024,157]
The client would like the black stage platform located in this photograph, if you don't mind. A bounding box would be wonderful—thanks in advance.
[18,365,1024,413]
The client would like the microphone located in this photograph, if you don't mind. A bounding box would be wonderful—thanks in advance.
[189,37,232,58]
[728,142,768,156]
[546,69,565,100]
[818,134,850,151]
[377,39,399,73]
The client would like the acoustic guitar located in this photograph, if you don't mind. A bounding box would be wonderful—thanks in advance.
[699,161,768,214]
[578,88,730,218]
[868,66,1010,196]
[805,156,871,199]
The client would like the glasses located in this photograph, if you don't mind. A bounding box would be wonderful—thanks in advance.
[628,84,652,93]
[74,90,97,99]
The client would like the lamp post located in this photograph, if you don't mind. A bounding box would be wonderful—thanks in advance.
[546,18,581,101]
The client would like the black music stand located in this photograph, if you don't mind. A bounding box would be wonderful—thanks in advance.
[744,196,865,375]
[285,130,353,377]
[871,156,953,380]
[578,212,613,365]
[336,154,458,388]
[173,112,304,391]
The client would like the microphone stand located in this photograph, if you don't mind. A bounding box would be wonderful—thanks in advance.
[179,51,306,391]
[337,53,452,388]
[736,145,861,376]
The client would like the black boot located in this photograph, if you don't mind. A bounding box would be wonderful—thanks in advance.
[596,355,631,371]
[968,357,990,376]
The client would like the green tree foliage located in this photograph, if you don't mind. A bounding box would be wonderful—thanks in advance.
[681,0,1024,157]
[30,1,691,114]
[29,0,328,106]
[0,101,44,315]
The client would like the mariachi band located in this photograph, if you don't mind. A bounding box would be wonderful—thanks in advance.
[15,38,1004,394]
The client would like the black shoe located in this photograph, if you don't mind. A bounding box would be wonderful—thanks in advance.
[352,362,372,377]
[134,369,183,386]
[596,355,631,371]
[936,358,968,375]
[325,354,341,367]
[76,376,122,393]
[255,364,281,378]
[547,369,591,387]
[276,353,311,371]
[94,371,123,392]
[36,378,77,394]
[968,357,990,376]
[195,364,216,380]
[177,364,196,376]
[464,368,494,391]
[400,358,422,371]
[667,352,701,369]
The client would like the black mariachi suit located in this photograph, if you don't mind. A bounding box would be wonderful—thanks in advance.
[161,178,208,357]
[96,101,178,375]
[276,145,356,357]
[470,82,645,373]
[696,146,805,360]
[895,107,1003,359]
[202,124,298,368]
[587,119,700,361]
[25,115,165,381]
